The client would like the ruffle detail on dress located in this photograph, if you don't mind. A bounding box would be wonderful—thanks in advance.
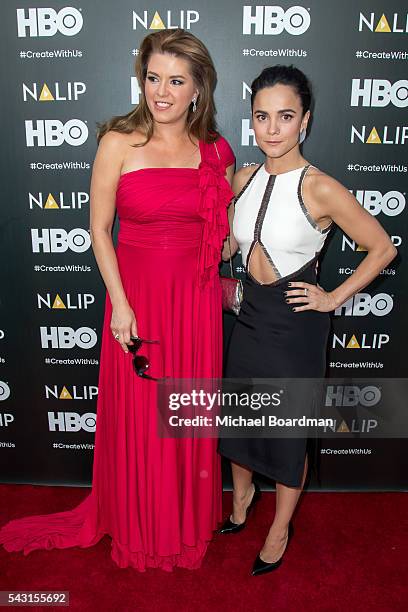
[197,152,234,287]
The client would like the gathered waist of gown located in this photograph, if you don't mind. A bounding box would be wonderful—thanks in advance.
[118,219,203,249]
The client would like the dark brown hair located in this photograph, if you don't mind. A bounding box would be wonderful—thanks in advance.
[98,28,218,144]
[251,65,312,116]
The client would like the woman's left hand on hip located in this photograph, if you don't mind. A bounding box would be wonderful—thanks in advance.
[284,282,336,313]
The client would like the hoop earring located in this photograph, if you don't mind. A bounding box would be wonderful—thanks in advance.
[299,128,306,144]
[192,98,197,113]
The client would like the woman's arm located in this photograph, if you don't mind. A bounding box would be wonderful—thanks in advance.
[89,131,137,351]
[221,201,238,262]
[286,174,397,312]
[221,165,259,261]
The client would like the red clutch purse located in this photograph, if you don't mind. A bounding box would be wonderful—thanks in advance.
[213,142,243,316]
[220,275,243,315]
[220,236,243,316]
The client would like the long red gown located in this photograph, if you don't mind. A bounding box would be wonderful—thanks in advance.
[0,136,235,572]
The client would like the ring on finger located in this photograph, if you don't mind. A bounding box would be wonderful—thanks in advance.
[304,287,308,297]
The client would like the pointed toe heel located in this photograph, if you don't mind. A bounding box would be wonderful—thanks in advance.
[218,516,246,534]
[218,482,261,535]
[251,521,294,576]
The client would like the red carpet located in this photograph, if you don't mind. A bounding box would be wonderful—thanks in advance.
[0,485,407,611]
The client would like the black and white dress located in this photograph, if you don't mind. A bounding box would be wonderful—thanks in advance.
[219,163,332,487]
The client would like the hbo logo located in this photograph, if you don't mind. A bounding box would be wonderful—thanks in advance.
[351,79,408,108]
[352,190,405,217]
[31,228,91,253]
[25,120,88,147]
[335,293,393,317]
[17,7,83,38]
[243,5,310,35]
[40,327,97,349]
[48,412,96,432]
[325,385,381,407]
[0,381,11,401]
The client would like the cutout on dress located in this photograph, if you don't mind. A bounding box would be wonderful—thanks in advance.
[246,173,281,285]
[247,240,281,285]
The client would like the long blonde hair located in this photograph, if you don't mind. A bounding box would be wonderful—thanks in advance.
[98,28,219,144]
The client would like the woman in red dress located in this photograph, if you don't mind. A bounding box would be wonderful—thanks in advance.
[0,29,234,572]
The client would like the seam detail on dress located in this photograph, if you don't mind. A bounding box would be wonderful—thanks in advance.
[233,164,263,207]
[246,174,281,283]
[254,174,276,241]
[297,165,333,235]
[258,240,281,279]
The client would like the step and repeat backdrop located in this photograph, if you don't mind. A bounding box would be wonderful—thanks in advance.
[0,0,407,489]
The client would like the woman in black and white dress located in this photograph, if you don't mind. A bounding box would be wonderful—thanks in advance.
[218,66,396,576]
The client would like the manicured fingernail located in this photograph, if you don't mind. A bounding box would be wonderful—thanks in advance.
[285,299,290,303]
[292,307,296,311]
[288,282,293,286]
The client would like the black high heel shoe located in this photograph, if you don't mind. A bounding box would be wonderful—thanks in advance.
[218,482,261,534]
[251,522,294,576]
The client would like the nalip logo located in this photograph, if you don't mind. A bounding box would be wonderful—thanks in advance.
[132,9,199,30]
[341,234,401,252]
[45,385,98,400]
[350,125,408,145]
[23,82,86,102]
[29,192,89,210]
[332,333,389,350]
[37,293,95,310]
[359,12,408,33]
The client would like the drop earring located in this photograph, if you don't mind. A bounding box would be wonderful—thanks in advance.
[299,128,306,144]
[192,98,197,113]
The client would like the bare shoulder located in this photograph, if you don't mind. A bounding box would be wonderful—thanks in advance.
[95,131,128,166]
[98,129,145,152]
[303,165,348,202]
[232,163,261,196]
[95,129,147,174]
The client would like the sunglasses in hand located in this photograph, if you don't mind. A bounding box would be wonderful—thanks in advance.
[127,335,160,381]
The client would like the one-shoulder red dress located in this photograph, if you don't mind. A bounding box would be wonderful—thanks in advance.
[0,136,235,572]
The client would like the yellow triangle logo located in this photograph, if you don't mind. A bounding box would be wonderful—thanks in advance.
[337,420,350,433]
[356,244,368,252]
[59,386,73,400]
[366,127,381,144]
[44,193,59,209]
[39,83,55,101]
[375,14,391,33]
[346,334,360,349]
[149,11,165,29]
[52,294,66,309]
